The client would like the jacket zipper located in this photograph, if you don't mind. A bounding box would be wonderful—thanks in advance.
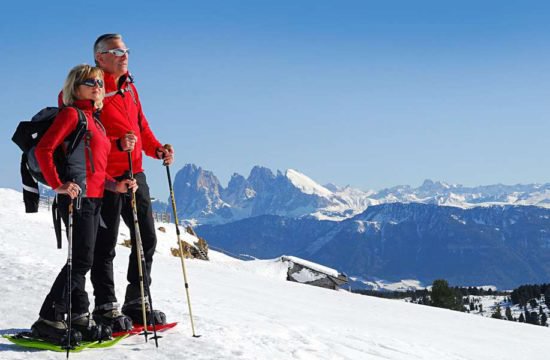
[85,131,95,174]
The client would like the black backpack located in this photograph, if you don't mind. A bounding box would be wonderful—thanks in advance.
[12,106,88,248]
[12,106,88,186]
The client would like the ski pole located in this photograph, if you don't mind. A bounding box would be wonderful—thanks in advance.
[165,161,200,337]
[65,197,74,358]
[127,150,160,346]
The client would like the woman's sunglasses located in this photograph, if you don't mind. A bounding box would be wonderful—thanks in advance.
[79,79,104,88]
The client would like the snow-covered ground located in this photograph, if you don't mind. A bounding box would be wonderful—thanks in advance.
[1,187,550,359]
[467,294,549,322]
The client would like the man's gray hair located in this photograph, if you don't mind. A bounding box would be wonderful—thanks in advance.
[94,33,123,64]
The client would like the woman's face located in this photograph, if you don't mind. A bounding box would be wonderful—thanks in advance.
[76,77,104,102]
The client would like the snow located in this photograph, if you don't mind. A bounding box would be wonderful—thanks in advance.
[285,169,333,198]
[281,255,340,277]
[450,214,466,225]
[290,268,326,282]
[355,278,426,292]
[2,187,550,359]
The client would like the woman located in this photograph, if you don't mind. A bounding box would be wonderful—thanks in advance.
[32,64,137,344]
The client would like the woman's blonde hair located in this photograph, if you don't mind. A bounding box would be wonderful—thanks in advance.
[62,64,104,109]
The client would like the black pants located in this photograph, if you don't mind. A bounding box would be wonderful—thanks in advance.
[92,172,157,307]
[39,196,102,320]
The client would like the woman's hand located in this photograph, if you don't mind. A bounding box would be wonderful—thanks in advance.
[55,182,81,199]
[116,179,138,193]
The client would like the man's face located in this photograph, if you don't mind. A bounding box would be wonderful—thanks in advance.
[96,38,129,77]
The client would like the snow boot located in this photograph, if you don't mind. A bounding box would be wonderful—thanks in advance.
[122,302,167,326]
[71,313,112,341]
[93,303,133,332]
[31,317,82,346]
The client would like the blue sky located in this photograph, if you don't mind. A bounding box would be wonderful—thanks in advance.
[1,1,550,199]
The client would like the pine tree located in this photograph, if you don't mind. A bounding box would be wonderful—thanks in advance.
[430,279,462,311]
[545,287,550,309]
[523,306,532,324]
[529,311,540,325]
[505,306,513,321]
[491,305,503,319]
[541,313,548,326]
[519,313,525,323]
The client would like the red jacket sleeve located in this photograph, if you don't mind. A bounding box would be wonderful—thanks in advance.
[133,85,163,158]
[35,107,79,190]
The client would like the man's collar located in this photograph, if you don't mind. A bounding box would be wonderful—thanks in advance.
[103,71,133,91]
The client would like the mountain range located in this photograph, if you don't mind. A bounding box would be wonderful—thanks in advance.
[33,164,550,289]
[171,163,550,224]
[197,202,550,289]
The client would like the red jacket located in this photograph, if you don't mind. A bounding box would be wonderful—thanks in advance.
[101,71,163,178]
[35,100,113,198]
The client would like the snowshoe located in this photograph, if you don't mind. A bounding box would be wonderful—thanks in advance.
[31,317,82,346]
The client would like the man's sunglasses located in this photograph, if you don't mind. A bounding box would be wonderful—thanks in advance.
[100,48,130,57]
[79,79,104,88]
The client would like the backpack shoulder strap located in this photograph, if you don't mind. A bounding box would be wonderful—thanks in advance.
[63,106,88,156]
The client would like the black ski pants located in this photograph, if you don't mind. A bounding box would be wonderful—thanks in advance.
[92,172,157,308]
[39,196,102,320]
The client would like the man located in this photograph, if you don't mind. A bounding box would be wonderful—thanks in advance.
[91,33,174,331]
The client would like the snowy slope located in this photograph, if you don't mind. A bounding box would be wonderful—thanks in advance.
[1,188,550,359]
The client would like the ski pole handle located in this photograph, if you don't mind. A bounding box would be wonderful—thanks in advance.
[162,144,173,166]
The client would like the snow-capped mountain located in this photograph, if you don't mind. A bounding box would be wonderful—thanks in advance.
[172,164,550,224]
[371,180,550,208]
[172,164,373,224]
[172,164,229,223]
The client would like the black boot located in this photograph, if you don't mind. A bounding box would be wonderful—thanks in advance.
[122,301,167,326]
[123,287,168,326]
[93,303,133,332]
[31,318,82,346]
[71,313,112,341]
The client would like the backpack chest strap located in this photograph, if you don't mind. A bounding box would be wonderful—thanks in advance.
[105,85,137,105]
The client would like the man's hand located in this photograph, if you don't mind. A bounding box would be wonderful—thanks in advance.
[156,144,175,165]
[120,133,137,152]
[116,179,138,193]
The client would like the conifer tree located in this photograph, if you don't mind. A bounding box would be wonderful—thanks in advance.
[544,287,550,309]
[491,305,502,319]
[505,306,513,321]
[431,279,462,311]
[529,311,540,325]
[541,313,548,326]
